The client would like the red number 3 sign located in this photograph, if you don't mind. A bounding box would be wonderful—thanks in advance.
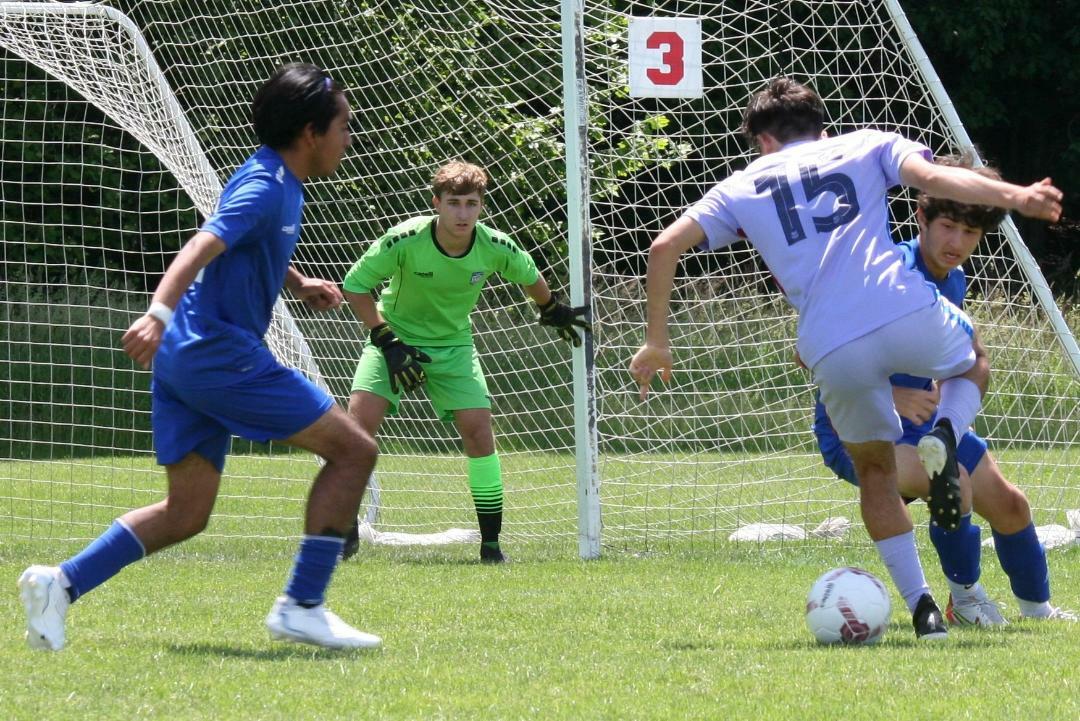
[629,17,703,98]
[645,31,685,86]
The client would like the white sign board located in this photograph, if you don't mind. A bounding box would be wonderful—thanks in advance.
[628,17,703,99]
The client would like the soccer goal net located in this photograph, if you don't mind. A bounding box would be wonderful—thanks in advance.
[2,0,1077,555]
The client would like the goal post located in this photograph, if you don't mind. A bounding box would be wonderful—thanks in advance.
[2,0,1077,557]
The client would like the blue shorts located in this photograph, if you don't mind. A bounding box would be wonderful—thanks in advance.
[814,401,988,488]
[151,350,335,472]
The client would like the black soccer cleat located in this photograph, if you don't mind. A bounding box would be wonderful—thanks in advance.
[480,543,508,564]
[341,516,361,561]
[918,418,962,531]
[912,593,948,641]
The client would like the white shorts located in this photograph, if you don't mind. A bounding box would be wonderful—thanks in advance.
[812,297,976,443]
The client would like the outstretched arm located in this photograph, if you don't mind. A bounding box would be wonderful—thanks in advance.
[121,231,225,368]
[900,154,1063,222]
[628,216,707,400]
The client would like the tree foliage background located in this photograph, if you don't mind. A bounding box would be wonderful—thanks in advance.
[902,0,1080,297]
[1,0,1077,296]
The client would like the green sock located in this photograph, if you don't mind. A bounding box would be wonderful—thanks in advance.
[468,454,503,545]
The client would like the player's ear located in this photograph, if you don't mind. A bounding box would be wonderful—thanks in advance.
[431,194,441,211]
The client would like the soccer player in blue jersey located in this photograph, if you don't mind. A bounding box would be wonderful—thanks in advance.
[18,63,382,651]
[813,155,1074,624]
[629,78,1063,639]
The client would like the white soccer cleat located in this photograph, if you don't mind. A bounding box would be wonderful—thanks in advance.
[18,565,71,651]
[265,596,381,650]
[945,589,1008,626]
[1023,606,1078,622]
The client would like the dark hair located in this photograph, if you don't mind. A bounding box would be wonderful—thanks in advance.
[432,161,488,198]
[741,77,825,145]
[251,63,343,150]
[918,153,1007,231]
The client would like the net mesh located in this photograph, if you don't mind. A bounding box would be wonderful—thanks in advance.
[1,0,1076,552]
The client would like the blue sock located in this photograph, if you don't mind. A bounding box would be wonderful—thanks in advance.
[59,520,146,602]
[929,512,981,585]
[283,535,344,607]
[993,523,1049,603]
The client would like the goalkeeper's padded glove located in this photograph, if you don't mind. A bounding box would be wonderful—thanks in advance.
[370,323,432,393]
[537,293,590,347]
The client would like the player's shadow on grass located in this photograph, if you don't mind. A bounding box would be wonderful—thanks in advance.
[166,642,381,660]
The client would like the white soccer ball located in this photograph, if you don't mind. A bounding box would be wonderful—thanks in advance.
[805,567,891,645]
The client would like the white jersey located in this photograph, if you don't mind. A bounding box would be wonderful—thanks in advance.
[685,129,937,368]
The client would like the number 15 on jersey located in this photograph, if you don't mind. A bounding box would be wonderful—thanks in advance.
[756,165,860,245]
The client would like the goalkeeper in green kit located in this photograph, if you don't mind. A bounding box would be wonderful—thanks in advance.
[340,161,588,562]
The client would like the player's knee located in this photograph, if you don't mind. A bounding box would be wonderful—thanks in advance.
[327,425,378,473]
[166,506,212,542]
[996,484,1031,527]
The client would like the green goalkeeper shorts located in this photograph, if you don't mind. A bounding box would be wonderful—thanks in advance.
[350,343,490,421]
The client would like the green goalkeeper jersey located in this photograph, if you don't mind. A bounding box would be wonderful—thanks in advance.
[343,216,540,346]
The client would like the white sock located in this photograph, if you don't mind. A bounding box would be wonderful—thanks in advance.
[875,530,931,613]
[1017,598,1052,618]
[946,579,982,604]
[937,377,982,443]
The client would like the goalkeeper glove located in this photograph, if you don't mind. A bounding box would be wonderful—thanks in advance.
[537,293,590,347]
[370,323,432,393]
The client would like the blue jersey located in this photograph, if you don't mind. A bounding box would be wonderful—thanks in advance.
[155,146,304,387]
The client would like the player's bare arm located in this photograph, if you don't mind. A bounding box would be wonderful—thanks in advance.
[899,154,1063,222]
[343,288,384,330]
[285,267,343,311]
[121,231,226,368]
[629,216,706,400]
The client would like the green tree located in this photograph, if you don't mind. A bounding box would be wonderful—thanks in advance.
[900,0,1080,295]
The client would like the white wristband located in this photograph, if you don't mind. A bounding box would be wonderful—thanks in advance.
[146,301,174,327]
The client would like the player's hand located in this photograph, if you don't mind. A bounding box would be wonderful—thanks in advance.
[293,277,343,312]
[122,314,166,369]
[892,385,940,426]
[537,294,590,347]
[1015,178,1063,222]
[370,323,432,393]
[629,343,672,401]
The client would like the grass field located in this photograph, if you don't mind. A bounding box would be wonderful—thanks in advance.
[2,503,1079,719]
[1,540,1077,720]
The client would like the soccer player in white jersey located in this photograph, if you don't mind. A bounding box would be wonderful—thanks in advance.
[629,78,1063,640]
[18,64,382,651]
[813,155,1073,625]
